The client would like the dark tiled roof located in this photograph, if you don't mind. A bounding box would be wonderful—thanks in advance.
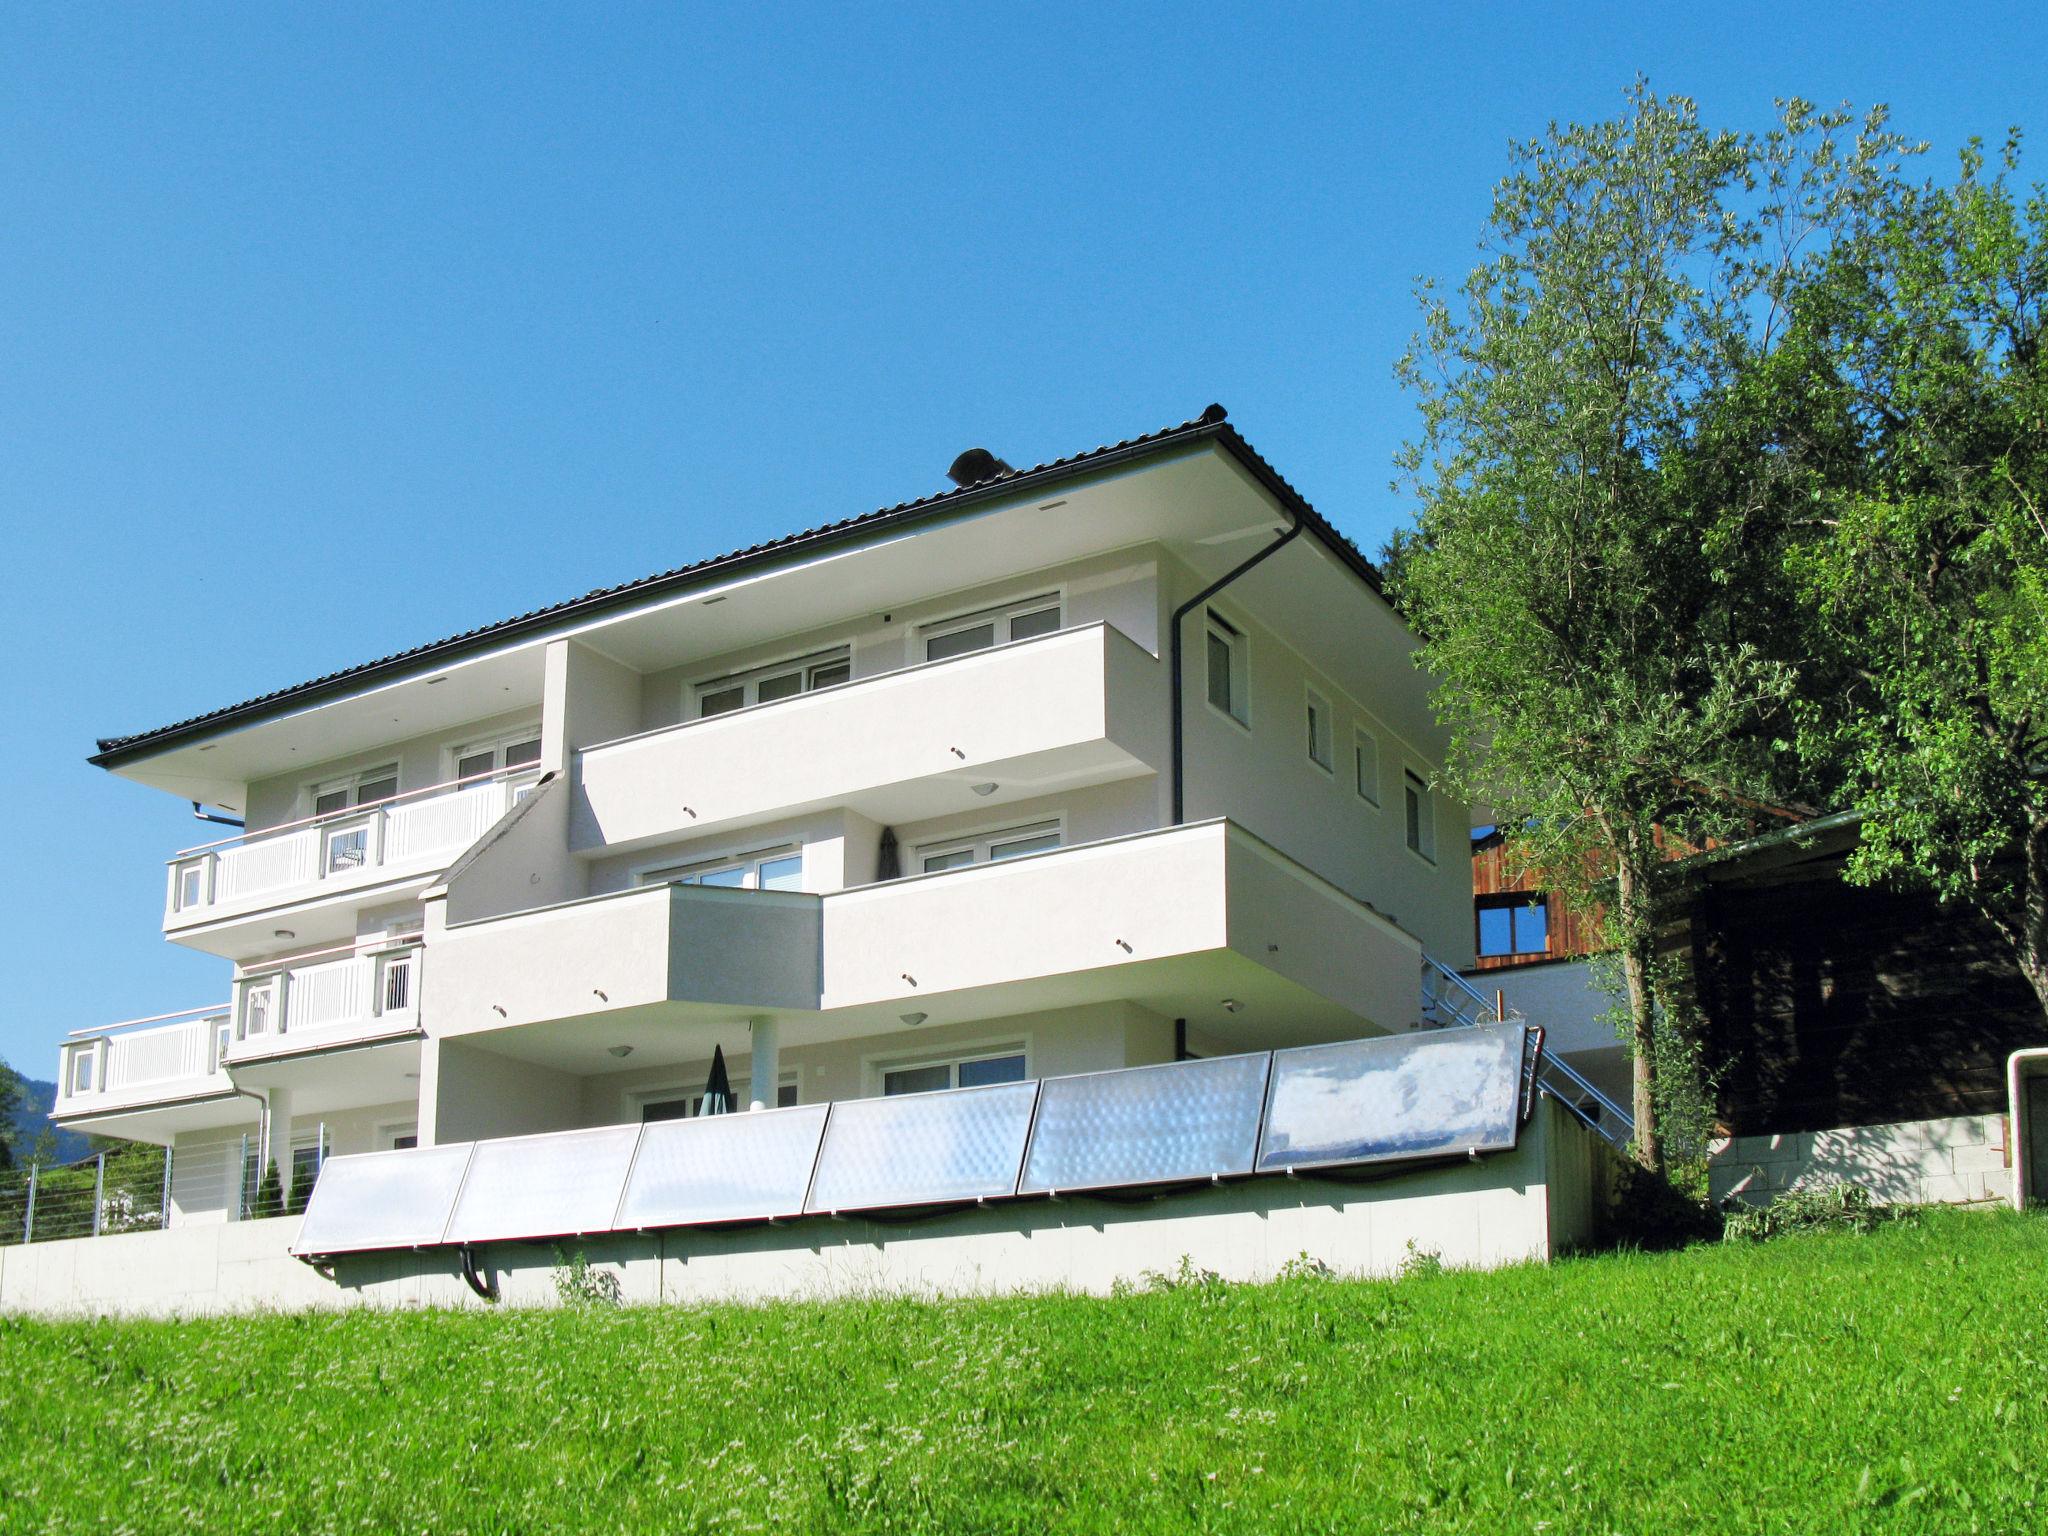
[91,405,1383,766]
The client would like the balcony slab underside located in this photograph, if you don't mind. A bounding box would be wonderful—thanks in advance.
[55,1036,422,1144]
[430,821,1421,1077]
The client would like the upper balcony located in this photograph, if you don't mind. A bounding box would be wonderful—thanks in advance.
[570,621,1165,855]
[54,1005,234,1128]
[163,770,534,958]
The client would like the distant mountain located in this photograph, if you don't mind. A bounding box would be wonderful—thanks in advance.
[7,1075,93,1167]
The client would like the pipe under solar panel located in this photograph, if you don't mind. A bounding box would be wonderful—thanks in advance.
[292,1142,476,1257]
[616,1103,828,1229]
[1018,1051,1270,1195]
[442,1123,642,1245]
[1256,1025,1530,1174]
[804,1080,1038,1214]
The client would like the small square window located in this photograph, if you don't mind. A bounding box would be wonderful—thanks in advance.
[1306,692,1332,772]
[1477,896,1549,957]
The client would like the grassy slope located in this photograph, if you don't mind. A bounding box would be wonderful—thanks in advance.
[2,1209,2043,1534]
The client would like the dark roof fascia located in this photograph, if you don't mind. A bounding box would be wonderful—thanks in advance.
[1657,807,1865,891]
[90,408,1385,770]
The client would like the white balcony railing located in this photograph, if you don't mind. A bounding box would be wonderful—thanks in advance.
[232,944,422,1056]
[166,771,534,927]
[56,1006,233,1115]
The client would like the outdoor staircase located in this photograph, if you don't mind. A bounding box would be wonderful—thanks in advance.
[1419,954,1636,1154]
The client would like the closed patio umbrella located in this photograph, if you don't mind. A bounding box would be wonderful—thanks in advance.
[876,826,900,881]
[701,1044,734,1117]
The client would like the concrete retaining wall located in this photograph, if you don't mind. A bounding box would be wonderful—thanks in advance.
[0,1100,1595,1317]
[1709,1113,2012,1207]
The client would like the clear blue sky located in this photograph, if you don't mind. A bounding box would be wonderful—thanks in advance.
[2,3,2042,1078]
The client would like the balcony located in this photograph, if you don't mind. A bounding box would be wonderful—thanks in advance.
[164,771,532,956]
[570,621,1165,854]
[55,1006,234,1122]
[427,822,1424,1053]
[229,943,423,1063]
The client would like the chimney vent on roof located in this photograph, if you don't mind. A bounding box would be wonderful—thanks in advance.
[947,447,1014,488]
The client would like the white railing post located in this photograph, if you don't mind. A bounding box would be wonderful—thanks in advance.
[22,1163,36,1243]
[90,1153,106,1237]
[161,1145,175,1230]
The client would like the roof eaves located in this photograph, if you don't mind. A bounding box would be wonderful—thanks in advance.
[91,405,1385,768]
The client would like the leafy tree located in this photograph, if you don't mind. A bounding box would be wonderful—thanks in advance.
[1781,137,2048,1011]
[0,1057,20,1171]
[1390,84,1913,1170]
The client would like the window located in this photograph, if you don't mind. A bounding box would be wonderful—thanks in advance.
[882,1049,1027,1096]
[916,820,1061,873]
[377,1122,419,1152]
[454,729,542,783]
[640,845,805,892]
[241,980,276,1038]
[70,1048,94,1096]
[312,765,399,819]
[1205,611,1248,725]
[1355,730,1380,806]
[696,649,852,718]
[176,861,206,910]
[1477,896,1550,958]
[921,594,1061,662]
[211,1020,232,1073]
[1306,690,1333,772]
[1404,770,1436,862]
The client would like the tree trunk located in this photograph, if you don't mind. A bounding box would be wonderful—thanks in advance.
[2015,812,2048,1021]
[1614,847,1664,1174]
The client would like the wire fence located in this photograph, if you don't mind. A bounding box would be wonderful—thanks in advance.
[0,1132,327,1246]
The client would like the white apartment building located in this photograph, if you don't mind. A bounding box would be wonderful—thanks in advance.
[38,408,1614,1298]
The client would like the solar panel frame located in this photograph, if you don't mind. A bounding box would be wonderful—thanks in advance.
[1017,1050,1273,1197]
[614,1102,831,1231]
[290,1141,477,1257]
[441,1122,643,1245]
[803,1078,1041,1215]
[1254,1024,1533,1176]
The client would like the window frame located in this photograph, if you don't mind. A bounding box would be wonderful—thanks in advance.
[634,842,806,893]
[1403,768,1438,864]
[1475,893,1551,959]
[917,590,1064,664]
[1204,609,1250,728]
[688,644,854,721]
[309,762,401,820]
[1305,686,1334,775]
[870,1041,1031,1098]
[912,817,1064,875]
[1354,728,1381,807]
[448,724,543,784]
[630,1071,800,1122]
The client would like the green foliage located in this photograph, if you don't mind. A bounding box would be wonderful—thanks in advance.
[1,1210,2041,1531]
[1396,1238,1444,1279]
[550,1247,623,1307]
[1774,134,2048,1009]
[1390,82,1918,1168]
[0,1057,19,1171]
[1722,1181,1897,1243]
[248,1161,284,1221]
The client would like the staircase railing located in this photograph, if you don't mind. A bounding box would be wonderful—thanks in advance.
[1419,951,1634,1155]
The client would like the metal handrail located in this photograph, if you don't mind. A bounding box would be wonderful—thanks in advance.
[169,764,536,861]
[67,1003,233,1040]
[1537,1052,1633,1131]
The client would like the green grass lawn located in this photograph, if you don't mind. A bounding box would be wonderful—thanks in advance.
[3,1208,2043,1534]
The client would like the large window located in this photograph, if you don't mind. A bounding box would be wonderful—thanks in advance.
[312,764,399,819]
[640,845,805,892]
[1205,611,1248,725]
[697,648,852,719]
[1404,770,1437,863]
[1477,895,1550,958]
[641,1078,798,1120]
[882,1048,1028,1096]
[916,821,1061,873]
[921,594,1061,662]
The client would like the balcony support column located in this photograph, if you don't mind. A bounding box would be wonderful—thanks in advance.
[748,1016,780,1112]
[265,1086,295,1203]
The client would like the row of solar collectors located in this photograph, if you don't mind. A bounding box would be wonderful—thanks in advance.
[293,1024,1539,1258]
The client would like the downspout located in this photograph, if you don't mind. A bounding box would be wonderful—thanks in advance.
[1168,508,1304,823]
[192,802,244,829]
[222,1076,269,1220]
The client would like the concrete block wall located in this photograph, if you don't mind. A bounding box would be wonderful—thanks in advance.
[1709,1114,2012,1207]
